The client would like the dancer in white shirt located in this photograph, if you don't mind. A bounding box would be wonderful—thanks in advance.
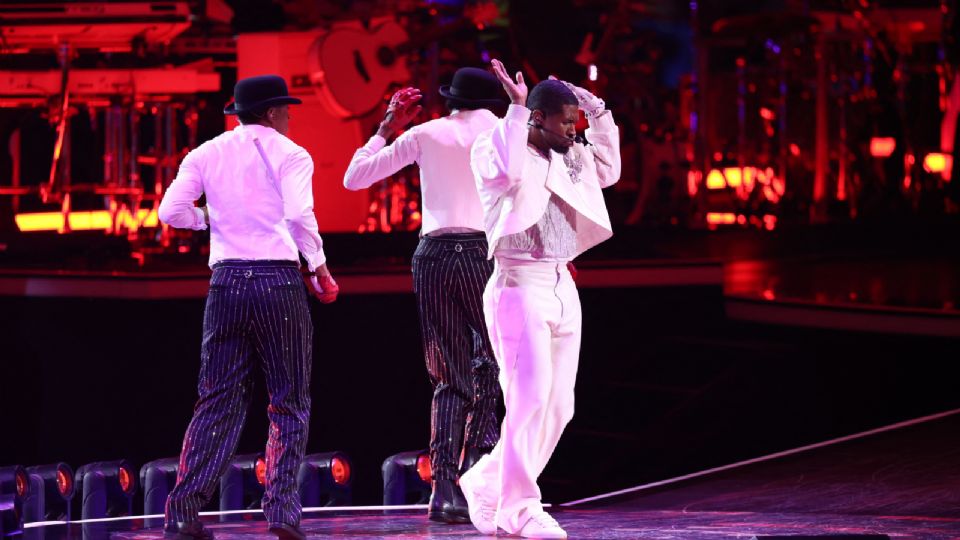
[344,67,506,523]
[460,59,621,539]
[159,74,337,540]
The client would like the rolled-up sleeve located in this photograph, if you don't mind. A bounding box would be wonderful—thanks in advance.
[158,149,207,230]
[281,148,326,270]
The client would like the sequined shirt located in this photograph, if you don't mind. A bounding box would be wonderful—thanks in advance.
[495,193,579,261]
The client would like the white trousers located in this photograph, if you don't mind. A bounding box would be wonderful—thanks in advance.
[470,258,582,534]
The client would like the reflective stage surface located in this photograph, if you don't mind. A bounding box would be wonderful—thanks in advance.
[22,412,960,539]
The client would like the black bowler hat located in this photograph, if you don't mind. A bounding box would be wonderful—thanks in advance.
[223,74,302,115]
[438,67,506,108]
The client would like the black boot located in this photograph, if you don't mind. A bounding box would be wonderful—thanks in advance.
[458,446,491,477]
[164,521,214,540]
[428,479,470,524]
[268,522,306,540]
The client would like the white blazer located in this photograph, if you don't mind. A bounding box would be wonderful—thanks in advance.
[470,104,621,259]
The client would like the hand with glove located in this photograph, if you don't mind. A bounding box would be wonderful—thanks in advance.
[306,264,339,304]
[549,76,606,119]
[378,87,423,140]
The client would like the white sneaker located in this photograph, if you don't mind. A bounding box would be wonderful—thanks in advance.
[458,469,497,535]
[518,511,567,539]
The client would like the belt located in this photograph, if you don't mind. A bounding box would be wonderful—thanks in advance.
[212,259,299,269]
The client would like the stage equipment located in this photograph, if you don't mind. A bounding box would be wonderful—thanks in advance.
[0,467,28,502]
[139,457,179,524]
[297,452,352,507]
[687,11,818,227]
[306,2,500,119]
[923,153,952,179]
[381,450,431,505]
[19,474,44,523]
[0,64,218,238]
[869,138,897,158]
[74,460,136,519]
[0,2,191,52]
[219,453,266,521]
[690,2,945,225]
[0,495,21,538]
[24,463,74,521]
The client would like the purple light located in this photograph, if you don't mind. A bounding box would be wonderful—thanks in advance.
[765,39,781,55]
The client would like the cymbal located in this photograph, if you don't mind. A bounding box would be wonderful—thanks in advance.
[711,12,820,38]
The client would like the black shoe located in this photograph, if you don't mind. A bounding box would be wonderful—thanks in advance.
[268,522,307,540]
[428,479,470,524]
[164,521,214,540]
[458,446,491,477]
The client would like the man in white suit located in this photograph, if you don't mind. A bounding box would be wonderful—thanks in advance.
[460,59,620,539]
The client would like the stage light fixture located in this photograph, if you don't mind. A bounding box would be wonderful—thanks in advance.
[20,474,44,523]
[75,460,137,519]
[381,450,431,505]
[923,152,952,179]
[219,453,265,521]
[869,137,896,158]
[139,457,179,524]
[25,463,75,521]
[297,452,352,507]
[0,494,22,538]
[14,209,160,233]
[0,466,29,501]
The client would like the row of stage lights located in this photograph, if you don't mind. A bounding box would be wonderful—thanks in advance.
[0,449,434,536]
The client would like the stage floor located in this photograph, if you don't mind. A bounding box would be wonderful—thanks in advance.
[22,411,960,539]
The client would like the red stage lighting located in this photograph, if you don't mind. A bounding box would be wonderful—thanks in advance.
[416,453,432,483]
[331,456,350,486]
[118,465,134,494]
[382,450,431,505]
[0,467,29,501]
[25,463,75,521]
[869,137,896,158]
[923,152,952,179]
[14,471,26,499]
[297,452,353,506]
[75,460,136,519]
[56,468,72,497]
[254,456,267,486]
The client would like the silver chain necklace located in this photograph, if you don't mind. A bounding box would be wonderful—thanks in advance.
[563,151,583,184]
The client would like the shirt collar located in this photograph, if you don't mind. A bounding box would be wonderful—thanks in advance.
[237,123,277,136]
[449,108,496,120]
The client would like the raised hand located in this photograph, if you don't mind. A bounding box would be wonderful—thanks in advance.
[549,75,605,118]
[378,87,423,139]
[491,59,527,106]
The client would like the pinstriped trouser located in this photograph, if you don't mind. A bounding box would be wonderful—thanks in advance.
[165,260,312,527]
[412,233,500,481]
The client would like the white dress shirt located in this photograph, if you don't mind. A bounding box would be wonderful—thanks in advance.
[158,123,327,271]
[343,108,498,236]
[471,104,621,260]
